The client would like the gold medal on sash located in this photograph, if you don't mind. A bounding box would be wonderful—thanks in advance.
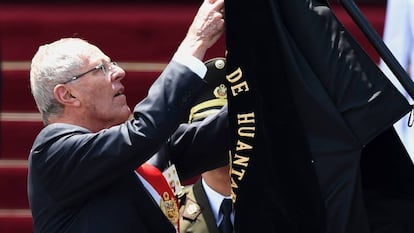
[160,191,179,227]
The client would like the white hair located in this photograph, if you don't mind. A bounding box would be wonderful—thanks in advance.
[29,38,96,125]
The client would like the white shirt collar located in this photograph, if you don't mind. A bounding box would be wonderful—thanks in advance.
[201,178,232,226]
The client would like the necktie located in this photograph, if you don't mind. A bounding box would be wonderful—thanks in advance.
[218,198,233,233]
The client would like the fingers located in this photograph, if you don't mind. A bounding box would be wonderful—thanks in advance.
[211,0,224,10]
[205,0,225,23]
[211,0,225,18]
[176,0,225,60]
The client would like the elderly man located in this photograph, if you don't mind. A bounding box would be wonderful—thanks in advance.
[27,0,226,232]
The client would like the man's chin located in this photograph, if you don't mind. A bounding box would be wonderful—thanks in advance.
[119,108,132,122]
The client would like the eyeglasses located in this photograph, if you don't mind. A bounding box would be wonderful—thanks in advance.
[63,61,118,84]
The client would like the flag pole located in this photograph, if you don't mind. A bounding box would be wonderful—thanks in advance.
[335,0,414,100]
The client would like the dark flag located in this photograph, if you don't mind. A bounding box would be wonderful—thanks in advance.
[225,0,414,233]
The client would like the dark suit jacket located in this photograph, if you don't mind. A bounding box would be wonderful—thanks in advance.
[28,61,227,233]
[179,179,220,233]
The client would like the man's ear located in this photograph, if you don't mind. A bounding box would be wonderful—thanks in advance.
[54,84,80,107]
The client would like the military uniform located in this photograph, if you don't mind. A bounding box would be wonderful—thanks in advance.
[178,57,232,233]
[179,179,221,233]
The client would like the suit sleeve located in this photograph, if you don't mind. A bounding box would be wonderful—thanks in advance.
[156,105,229,181]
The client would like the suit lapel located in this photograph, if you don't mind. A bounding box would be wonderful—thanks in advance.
[180,179,220,233]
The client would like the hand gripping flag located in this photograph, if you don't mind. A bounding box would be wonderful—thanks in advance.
[225,0,414,232]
